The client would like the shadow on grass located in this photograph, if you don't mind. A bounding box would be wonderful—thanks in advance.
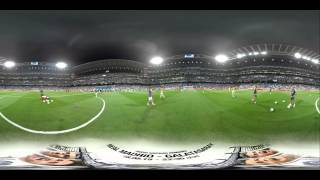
[139,106,154,123]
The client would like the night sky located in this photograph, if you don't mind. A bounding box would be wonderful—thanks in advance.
[0,10,319,65]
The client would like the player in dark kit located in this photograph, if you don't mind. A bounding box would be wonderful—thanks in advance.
[40,89,44,97]
[287,87,296,108]
[147,88,155,106]
[269,86,272,95]
[252,86,257,104]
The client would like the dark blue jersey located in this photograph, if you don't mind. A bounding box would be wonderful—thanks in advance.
[148,89,152,97]
[253,88,257,95]
[291,89,296,97]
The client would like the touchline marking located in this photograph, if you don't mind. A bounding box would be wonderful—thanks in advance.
[0,97,106,135]
[315,98,320,114]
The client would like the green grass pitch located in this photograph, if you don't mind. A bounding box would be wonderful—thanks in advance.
[0,89,319,144]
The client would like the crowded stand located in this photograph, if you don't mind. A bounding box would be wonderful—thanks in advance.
[0,44,319,90]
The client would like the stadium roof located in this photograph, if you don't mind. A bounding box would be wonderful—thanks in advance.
[228,44,320,60]
[162,44,320,65]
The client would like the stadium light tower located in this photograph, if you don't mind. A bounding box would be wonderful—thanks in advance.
[55,62,68,69]
[3,61,15,68]
[150,56,164,65]
[214,54,229,63]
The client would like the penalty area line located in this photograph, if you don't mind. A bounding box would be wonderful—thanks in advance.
[0,97,106,135]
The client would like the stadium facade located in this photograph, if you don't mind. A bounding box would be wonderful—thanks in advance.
[1,44,319,88]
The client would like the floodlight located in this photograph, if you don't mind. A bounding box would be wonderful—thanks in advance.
[248,53,253,56]
[236,54,245,59]
[253,52,259,55]
[312,59,319,64]
[150,56,163,65]
[55,62,67,69]
[4,61,15,68]
[261,51,267,55]
[214,54,229,63]
[102,74,106,77]
[294,53,302,59]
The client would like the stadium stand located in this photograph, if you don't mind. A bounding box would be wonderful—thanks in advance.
[0,44,319,89]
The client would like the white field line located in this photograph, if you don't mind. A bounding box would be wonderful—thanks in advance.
[1,93,93,99]
[0,97,105,135]
[315,98,320,114]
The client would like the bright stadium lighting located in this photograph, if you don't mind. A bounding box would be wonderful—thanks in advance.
[253,52,259,55]
[305,57,311,61]
[102,74,106,77]
[236,54,245,59]
[215,54,229,63]
[311,59,319,64]
[150,56,163,65]
[248,52,253,56]
[3,61,15,68]
[294,53,302,59]
[55,62,67,69]
[261,51,267,55]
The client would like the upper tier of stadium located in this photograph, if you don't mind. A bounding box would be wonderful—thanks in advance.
[0,44,319,87]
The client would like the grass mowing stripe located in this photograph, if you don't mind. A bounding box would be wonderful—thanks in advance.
[0,90,318,144]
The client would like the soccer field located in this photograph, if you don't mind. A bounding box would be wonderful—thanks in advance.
[0,89,319,144]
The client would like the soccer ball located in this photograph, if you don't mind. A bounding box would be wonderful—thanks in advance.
[274,101,278,104]
[51,100,54,102]
[270,107,275,112]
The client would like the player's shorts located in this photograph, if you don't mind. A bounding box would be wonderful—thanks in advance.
[148,97,153,101]
[290,96,295,100]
